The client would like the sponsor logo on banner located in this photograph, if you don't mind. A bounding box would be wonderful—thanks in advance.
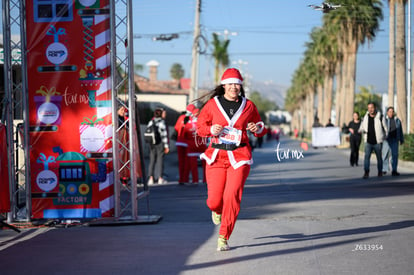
[36,170,58,192]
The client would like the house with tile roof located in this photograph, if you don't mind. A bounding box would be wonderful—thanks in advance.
[134,60,191,126]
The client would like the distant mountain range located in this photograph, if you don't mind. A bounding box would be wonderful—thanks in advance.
[198,78,288,109]
[248,80,288,109]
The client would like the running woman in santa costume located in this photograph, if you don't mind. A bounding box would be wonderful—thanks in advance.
[196,68,266,251]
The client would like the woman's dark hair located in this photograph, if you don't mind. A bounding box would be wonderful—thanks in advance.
[183,115,190,124]
[197,84,246,111]
[154,108,163,118]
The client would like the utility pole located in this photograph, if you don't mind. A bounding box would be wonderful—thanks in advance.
[189,0,201,104]
[408,0,412,133]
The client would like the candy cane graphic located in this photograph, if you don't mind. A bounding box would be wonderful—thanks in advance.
[93,9,111,122]
[78,5,111,122]
[78,2,114,217]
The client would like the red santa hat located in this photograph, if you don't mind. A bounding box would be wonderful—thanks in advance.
[220,68,243,85]
[186,104,199,116]
[186,104,196,114]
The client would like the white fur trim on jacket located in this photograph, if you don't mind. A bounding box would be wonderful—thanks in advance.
[255,121,265,135]
[359,111,388,144]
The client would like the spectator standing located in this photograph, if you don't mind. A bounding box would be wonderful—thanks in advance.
[267,126,273,141]
[382,107,404,176]
[358,102,388,179]
[347,112,362,167]
[274,127,281,142]
[325,118,334,127]
[293,127,299,138]
[147,108,169,185]
[117,106,130,183]
[312,117,322,127]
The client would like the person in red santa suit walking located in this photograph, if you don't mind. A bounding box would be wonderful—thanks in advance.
[196,68,266,251]
[174,108,192,185]
[184,106,207,185]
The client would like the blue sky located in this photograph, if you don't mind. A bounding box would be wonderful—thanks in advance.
[0,0,394,104]
[132,0,392,97]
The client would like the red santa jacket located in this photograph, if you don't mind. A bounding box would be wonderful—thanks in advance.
[174,114,188,147]
[184,116,207,156]
[196,96,266,169]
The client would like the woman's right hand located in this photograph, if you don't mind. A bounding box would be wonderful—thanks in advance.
[211,124,224,135]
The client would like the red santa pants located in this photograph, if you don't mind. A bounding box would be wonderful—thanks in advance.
[188,155,199,183]
[188,155,207,183]
[205,151,251,240]
[177,146,189,183]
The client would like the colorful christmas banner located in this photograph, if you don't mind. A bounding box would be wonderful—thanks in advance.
[26,0,115,219]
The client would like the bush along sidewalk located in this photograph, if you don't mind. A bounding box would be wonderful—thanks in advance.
[400,134,414,162]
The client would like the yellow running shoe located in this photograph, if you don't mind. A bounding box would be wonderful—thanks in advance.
[217,235,230,251]
[211,211,221,225]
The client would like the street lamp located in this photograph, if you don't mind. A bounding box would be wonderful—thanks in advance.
[214,29,238,40]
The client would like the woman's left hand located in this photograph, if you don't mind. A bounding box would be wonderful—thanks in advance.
[247,122,258,133]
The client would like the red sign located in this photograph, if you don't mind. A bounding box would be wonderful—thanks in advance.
[26,0,114,219]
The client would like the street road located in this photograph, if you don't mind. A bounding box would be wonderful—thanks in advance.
[1,137,413,275]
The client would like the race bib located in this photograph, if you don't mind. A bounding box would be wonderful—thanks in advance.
[219,126,242,146]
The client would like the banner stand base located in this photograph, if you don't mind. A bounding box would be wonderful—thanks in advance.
[86,215,162,226]
[0,220,21,233]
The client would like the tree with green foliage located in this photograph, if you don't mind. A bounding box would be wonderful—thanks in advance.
[354,85,382,117]
[285,0,383,134]
[170,63,184,81]
[248,91,279,119]
[211,33,230,84]
[134,64,144,75]
[117,64,140,94]
[324,0,383,127]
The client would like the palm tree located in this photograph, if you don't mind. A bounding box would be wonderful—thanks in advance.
[170,63,185,81]
[388,0,396,108]
[305,28,325,123]
[315,24,339,125]
[324,0,383,127]
[286,0,383,133]
[285,68,308,134]
[297,52,319,134]
[335,51,347,127]
[395,0,407,133]
[211,33,230,84]
[411,84,414,133]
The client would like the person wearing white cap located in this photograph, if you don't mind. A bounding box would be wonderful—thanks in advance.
[196,68,266,251]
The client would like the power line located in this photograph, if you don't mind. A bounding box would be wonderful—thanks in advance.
[132,51,389,56]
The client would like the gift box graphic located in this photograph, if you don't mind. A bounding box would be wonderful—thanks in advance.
[45,25,68,65]
[32,153,60,196]
[79,62,105,108]
[80,115,111,153]
[34,86,62,125]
